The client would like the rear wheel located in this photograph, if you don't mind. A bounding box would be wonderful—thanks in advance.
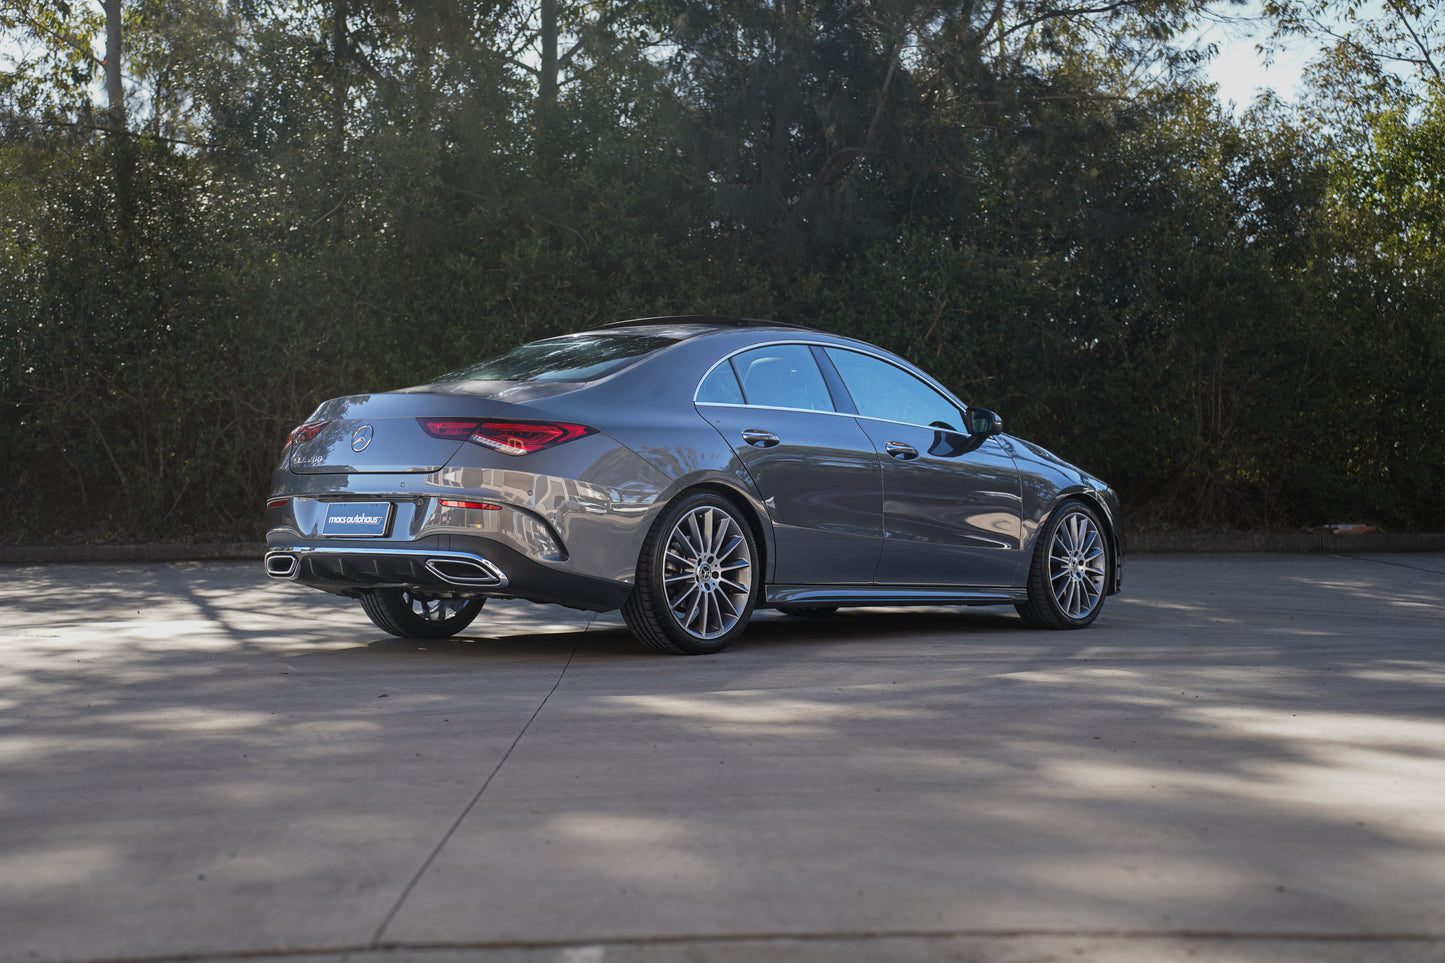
[622,492,759,654]
[359,589,485,639]
[1015,501,1109,629]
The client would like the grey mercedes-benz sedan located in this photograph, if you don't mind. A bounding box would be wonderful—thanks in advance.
[265,317,1123,653]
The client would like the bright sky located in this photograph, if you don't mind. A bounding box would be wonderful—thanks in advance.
[0,2,1389,121]
[1193,3,1321,112]
[1193,0,1415,114]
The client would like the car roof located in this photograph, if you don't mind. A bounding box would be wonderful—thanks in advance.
[598,315,817,333]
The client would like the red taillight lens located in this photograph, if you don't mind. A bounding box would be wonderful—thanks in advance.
[439,499,503,510]
[418,418,596,456]
[417,418,481,440]
[469,421,595,455]
[266,497,289,510]
[284,420,329,449]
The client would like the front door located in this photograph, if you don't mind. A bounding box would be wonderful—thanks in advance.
[821,347,1023,587]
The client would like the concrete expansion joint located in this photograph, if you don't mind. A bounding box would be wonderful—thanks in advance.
[51,929,1445,963]
[363,928,1445,946]
[366,632,585,949]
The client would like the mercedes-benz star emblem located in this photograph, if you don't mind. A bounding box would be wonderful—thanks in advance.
[351,425,374,452]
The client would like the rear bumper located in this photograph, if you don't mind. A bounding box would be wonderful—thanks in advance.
[264,534,632,612]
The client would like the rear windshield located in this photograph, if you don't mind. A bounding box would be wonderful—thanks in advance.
[435,334,677,383]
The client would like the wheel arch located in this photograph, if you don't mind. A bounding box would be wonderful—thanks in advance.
[620,481,768,654]
[665,479,773,586]
[1045,488,1122,596]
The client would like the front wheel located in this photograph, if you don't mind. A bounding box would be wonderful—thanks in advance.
[358,589,485,639]
[1015,501,1109,629]
[622,492,759,654]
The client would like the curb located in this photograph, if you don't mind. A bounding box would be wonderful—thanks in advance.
[1129,532,1445,554]
[3,534,1445,565]
[0,543,267,564]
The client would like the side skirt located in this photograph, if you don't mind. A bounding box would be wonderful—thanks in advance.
[765,584,1029,608]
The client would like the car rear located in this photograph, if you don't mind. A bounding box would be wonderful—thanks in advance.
[263,329,692,612]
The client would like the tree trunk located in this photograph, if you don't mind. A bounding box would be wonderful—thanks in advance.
[536,0,560,171]
[102,0,124,133]
[101,0,135,241]
[328,0,349,236]
[540,0,559,109]
[331,0,348,158]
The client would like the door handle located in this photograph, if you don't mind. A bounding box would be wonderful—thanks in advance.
[741,428,781,448]
[885,441,919,460]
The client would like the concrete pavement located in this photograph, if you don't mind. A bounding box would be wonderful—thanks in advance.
[1,554,1443,962]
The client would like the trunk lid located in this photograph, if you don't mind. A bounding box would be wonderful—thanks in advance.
[287,392,510,474]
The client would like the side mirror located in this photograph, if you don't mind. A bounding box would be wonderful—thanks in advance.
[968,407,1003,436]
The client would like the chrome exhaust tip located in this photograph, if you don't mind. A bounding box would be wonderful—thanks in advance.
[265,553,299,579]
[425,557,506,587]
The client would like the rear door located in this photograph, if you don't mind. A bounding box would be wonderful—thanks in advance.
[696,344,883,585]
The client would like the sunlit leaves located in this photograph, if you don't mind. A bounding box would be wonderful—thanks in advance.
[0,0,105,123]
[1,0,1444,539]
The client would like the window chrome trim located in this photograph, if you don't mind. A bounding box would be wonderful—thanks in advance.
[696,401,983,435]
[693,340,817,405]
[853,412,973,434]
[693,339,978,434]
[695,400,862,418]
[694,339,842,413]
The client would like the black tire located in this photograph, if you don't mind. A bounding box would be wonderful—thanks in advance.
[1015,500,1109,629]
[358,589,485,639]
[621,492,759,654]
[779,606,839,617]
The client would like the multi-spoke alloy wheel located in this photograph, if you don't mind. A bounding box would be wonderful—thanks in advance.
[662,505,753,639]
[359,589,485,638]
[1016,501,1109,629]
[1048,511,1105,619]
[623,492,759,654]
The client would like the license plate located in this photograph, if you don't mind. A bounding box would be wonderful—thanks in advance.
[322,501,393,537]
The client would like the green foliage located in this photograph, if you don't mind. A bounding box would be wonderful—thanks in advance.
[1,0,1444,542]
[0,0,104,123]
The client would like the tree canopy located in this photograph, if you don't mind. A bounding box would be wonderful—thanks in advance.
[2,0,1442,542]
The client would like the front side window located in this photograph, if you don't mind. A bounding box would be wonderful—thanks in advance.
[825,348,963,430]
[730,344,836,412]
[435,334,677,384]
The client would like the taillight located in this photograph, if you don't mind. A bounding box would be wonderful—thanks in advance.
[416,419,479,440]
[470,421,595,455]
[284,420,329,449]
[417,418,596,456]
[440,499,502,510]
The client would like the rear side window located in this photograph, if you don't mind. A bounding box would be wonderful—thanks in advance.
[696,362,746,404]
[436,334,677,383]
[730,344,836,412]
